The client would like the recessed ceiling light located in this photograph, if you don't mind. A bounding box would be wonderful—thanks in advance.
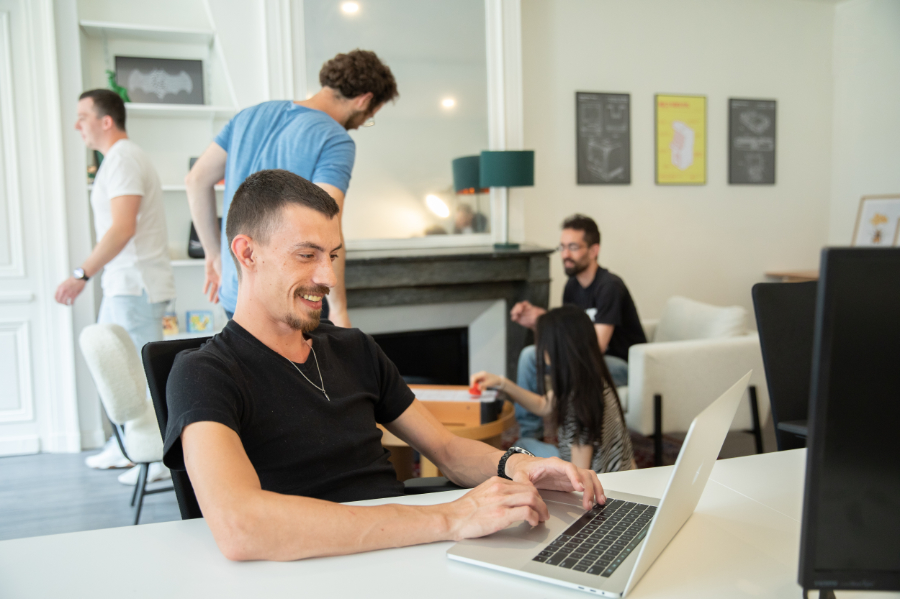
[341,2,359,14]
[425,194,450,218]
[441,98,456,109]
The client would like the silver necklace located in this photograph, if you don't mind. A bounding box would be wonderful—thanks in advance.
[285,346,330,401]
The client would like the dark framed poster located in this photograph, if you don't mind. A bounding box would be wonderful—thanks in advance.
[576,92,631,184]
[729,98,776,184]
[115,56,204,105]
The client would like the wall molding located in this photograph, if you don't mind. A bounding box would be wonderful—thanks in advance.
[0,290,33,303]
[0,320,34,424]
[0,11,25,279]
[0,434,40,456]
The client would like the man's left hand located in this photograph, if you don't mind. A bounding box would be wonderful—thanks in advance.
[506,454,606,511]
[55,277,86,306]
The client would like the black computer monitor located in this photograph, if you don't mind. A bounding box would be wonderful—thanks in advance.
[799,248,900,594]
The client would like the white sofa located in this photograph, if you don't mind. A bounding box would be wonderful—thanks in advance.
[618,296,771,465]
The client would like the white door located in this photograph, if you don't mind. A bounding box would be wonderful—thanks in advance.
[0,0,80,455]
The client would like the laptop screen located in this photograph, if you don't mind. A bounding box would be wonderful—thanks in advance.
[799,248,900,591]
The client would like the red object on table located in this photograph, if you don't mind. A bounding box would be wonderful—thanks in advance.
[468,383,481,397]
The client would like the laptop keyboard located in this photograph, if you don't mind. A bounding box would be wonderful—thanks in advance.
[531,498,656,577]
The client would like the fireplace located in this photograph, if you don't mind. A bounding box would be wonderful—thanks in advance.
[345,245,553,381]
[371,327,468,385]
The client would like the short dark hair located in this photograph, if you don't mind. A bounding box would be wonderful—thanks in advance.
[79,89,126,131]
[226,170,340,279]
[562,214,601,247]
[319,49,399,110]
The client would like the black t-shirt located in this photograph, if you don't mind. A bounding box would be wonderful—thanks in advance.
[563,267,647,362]
[162,320,414,503]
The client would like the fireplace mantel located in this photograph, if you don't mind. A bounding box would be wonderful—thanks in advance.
[345,245,553,379]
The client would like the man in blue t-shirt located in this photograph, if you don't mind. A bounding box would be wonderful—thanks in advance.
[186,50,398,327]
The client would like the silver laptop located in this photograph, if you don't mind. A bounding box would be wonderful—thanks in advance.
[447,372,751,597]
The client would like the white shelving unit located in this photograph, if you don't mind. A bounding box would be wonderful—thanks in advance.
[87,184,224,192]
[78,7,237,335]
[125,103,237,119]
[79,20,215,45]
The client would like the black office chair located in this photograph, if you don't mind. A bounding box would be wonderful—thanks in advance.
[751,281,817,450]
[141,337,461,520]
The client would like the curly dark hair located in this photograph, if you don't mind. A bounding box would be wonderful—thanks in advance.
[319,49,398,110]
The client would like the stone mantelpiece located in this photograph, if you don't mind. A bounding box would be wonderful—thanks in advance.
[345,245,553,379]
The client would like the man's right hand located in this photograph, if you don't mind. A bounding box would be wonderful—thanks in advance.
[440,477,549,541]
[510,301,546,330]
[204,254,221,304]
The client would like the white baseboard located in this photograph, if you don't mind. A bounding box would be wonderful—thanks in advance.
[80,429,106,450]
[0,435,40,456]
[43,431,82,453]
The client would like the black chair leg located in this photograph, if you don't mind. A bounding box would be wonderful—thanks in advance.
[653,394,663,466]
[133,463,149,525]
[748,386,764,454]
[130,472,140,506]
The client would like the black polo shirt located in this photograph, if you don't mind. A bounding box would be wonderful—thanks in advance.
[563,266,646,362]
[163,320,414,503]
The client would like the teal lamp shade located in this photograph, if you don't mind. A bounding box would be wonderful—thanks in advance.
[452,156,481,193]
[479,150,534,188]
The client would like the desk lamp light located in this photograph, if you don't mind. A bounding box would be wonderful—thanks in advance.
[479,150,534,250]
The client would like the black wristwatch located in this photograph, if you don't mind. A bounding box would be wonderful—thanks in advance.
[498,446,535,480]
[73,267,90,281]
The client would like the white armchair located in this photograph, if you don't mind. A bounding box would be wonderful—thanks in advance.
[619,296,770,465]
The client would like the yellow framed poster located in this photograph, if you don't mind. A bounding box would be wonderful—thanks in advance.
[655,94,706,185]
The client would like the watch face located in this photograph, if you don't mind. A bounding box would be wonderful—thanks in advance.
[74,268,85,279]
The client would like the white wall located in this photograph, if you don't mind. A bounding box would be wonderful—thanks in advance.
[518,0,835,322]
[828,0,900,244]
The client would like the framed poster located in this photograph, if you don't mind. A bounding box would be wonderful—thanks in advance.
[729,98,776,184]
[115,56,204,105]
[655,94,706,185]
[852,195,900,247]
[576,92,631,184]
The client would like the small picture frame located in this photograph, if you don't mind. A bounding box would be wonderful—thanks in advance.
[186,310,214,333]
[115,56,204,105]
[162,312,179,337]
[851,195,900,247]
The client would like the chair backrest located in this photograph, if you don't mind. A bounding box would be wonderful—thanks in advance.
[752,281,817,450]
[654,296,747,343]
[141,336,211,520]
[79,324,149,424]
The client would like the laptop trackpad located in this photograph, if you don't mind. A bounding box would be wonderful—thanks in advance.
[448,499,583,564]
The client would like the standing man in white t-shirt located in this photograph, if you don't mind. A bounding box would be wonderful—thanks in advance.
[56,89,176,477]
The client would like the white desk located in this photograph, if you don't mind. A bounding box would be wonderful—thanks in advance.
[1,450,896,599]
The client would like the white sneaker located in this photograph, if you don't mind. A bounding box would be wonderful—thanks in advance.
[85,437,134,469]
[117,462,171,486]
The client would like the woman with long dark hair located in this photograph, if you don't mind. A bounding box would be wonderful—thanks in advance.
[472,305,635,473]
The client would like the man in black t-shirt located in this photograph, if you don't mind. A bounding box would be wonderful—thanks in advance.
[511,215,646,440]
[163,170,607,561]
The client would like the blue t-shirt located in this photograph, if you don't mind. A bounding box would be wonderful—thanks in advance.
[214,100,355,312]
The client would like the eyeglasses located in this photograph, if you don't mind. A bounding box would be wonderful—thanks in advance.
[361,117,375,128]
[556,243,587,253]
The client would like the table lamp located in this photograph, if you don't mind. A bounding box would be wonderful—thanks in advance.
[479,150,534,250]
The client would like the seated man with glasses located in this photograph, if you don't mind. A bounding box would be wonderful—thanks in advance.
[509,214,646,440]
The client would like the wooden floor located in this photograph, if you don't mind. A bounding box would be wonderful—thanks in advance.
[0,450,180,542]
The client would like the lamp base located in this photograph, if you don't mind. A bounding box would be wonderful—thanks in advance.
[493,242,520,251]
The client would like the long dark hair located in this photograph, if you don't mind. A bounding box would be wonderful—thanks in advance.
[535,305,619,447]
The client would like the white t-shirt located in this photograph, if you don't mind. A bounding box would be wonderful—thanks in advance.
[91,139,175,303]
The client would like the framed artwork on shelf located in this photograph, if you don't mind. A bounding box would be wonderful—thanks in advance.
[851,195,900,247]
[575,92,631,184]
[115,56,204,105]
[729,98,777,184]
[655,94,706,185]
[186,310,214,333]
